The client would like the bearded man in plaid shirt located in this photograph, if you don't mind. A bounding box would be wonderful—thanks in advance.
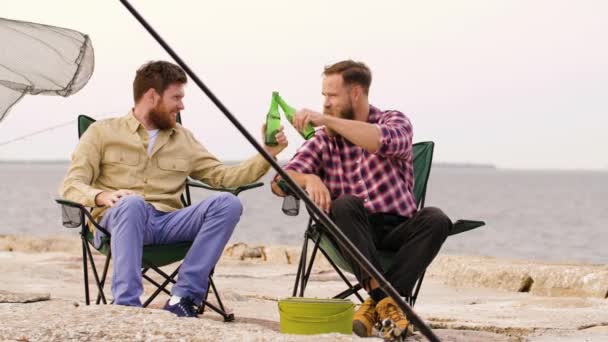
[271,60,452,337]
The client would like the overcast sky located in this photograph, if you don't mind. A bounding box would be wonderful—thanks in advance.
[0,0,606,170]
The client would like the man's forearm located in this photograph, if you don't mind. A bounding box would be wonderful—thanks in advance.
[61,178,104,208]
[323,115,380,153]
[271,170,310,196]
[285,170,310,187]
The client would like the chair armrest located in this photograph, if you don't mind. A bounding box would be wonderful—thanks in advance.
[55,198,87,228]
[55,198,109,234]
[187,178,264,196]
[275,181,487,234]
[55,198,87,211]
[450,219,485,236]
[276,180,302,216]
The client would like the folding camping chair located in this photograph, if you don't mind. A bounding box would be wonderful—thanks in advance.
[281,141,485,306]
[56,114,263,321]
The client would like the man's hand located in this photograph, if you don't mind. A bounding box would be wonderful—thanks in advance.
[271,177,287,197]
[263,124,288,157]
[304,174,331,213]
[95,189,134,208]
[293,108,325,132]
[270,171,331,213]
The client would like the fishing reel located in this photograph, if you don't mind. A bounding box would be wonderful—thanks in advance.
[374,318,410,341]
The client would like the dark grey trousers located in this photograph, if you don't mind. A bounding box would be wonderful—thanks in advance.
[329,195,451,296]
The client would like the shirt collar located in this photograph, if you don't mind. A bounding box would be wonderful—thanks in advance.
[126,110,141,133]
[367,105,381,124]
[125,109,177,134]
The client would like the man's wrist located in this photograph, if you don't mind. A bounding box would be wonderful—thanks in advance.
[94,191,106,206]
[319,114,331,127]
[303,174,314,186]
[263,147,280,159]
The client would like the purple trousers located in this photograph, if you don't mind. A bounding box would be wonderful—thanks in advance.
[96,193,242,307]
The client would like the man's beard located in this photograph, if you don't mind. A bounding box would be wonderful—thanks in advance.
[149,101,176,129]
[324,102,354,137]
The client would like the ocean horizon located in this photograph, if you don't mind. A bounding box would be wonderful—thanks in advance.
[1,161,606,265]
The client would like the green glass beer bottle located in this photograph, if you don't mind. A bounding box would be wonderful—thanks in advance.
[276,94,315,140]
[265,91,281,146]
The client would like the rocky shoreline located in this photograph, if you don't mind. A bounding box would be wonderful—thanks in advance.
[1,234,607,341]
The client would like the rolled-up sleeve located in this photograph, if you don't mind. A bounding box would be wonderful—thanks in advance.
[374,110,413,159]
[189,132,270,188]
[60,124,104,207]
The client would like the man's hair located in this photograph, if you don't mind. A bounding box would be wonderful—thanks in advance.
[323,60,372,95]
[133,61,187,103]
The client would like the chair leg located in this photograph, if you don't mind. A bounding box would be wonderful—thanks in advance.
[410,271,426,307]
[149,265,178,285]
[81,235,90,305]
[196,269,234,321]
[142,274,172,296]
[300,235,323,296]
[292,233,310,297]
[200,300,235,322]
[334,283,363,300]
[298,237,309,297]
[84,240,107,304]
[317,247,365,303]
[209,276,225,311]
[293,227,365,303]
[200,285,211,315]
[96,249,112,305]
[142,265,179,308]
[199,269,214,315]
[206,276,235,322]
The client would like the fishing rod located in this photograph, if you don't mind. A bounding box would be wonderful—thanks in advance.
[0,119,76,147]
[0,114,113,148]
[118,1,440,341]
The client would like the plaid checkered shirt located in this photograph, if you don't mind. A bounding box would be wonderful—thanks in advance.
[282,105,417,218]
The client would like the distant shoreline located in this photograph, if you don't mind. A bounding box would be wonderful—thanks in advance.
[0,160,497,168]
[0,159,71,164]
[433,162,496,169]
[0,159,607,173]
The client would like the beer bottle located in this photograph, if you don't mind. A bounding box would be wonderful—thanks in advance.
[276,94,315,140]
[265,91,281,146]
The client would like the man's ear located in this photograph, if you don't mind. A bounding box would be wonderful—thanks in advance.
[144,88,160,107]
[350,85,362,102]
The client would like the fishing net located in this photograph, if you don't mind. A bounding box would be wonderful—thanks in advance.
[0,17,94,122]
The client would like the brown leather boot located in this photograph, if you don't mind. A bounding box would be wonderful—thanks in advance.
[375,297,410,336]
[352,297,377,337]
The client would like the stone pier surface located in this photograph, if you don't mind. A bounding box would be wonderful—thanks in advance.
[1,235,607,341]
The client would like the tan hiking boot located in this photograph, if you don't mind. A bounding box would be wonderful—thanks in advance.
[375,297,410,336]
[352,297,377,337]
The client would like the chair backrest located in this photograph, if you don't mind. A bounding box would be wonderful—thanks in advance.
[78,113,183,138]
[78,114,95,138]
[412,141,435,209]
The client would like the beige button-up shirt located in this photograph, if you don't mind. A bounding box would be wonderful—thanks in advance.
[60,111,271,223]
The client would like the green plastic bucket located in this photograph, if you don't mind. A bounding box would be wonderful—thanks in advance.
[278,297,355,335]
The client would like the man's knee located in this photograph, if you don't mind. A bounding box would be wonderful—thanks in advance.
[114,195,147,211]
[102,195,147,235]
[105,195,147,222]
[331,195,364,216]
[419,207,451,239]
[212,192,243,216]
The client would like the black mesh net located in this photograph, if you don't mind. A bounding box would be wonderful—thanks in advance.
[282,195,300,216]
[61,204,82,228]
[0,17,94,122]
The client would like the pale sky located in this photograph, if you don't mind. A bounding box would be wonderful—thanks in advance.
[0,0,606,170]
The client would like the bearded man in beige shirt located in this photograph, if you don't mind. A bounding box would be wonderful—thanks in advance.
[61,60,287,317]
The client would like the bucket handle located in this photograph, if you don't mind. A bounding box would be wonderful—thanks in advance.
[279,307,353,323]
